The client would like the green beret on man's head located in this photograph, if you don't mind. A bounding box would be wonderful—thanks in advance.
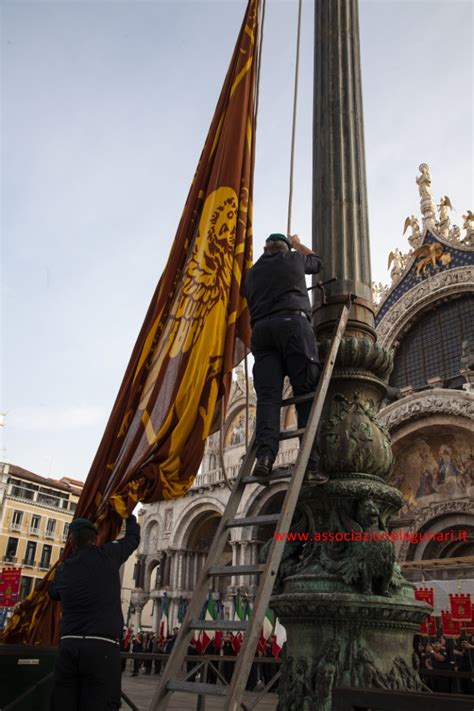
[69,518,97,535]
[266,233,291,250]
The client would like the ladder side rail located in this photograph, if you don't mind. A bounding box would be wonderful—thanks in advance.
[225,303,351,710]
[148,437,258,710]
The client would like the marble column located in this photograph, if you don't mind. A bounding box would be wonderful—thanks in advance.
[239,541,249,587]
[271,3,430,709]
[312,0,374,335]
[134,604,143,632]
[193,553,200,587]
[177,551,185,590]
[152,599,160,634]
[185,552,192,591]
[230,541,239,587]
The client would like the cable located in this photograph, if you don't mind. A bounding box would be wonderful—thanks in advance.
[287,0,303,237]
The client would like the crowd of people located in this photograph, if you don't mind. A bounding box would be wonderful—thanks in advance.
[414,635,474,694]
[120,627,281,689]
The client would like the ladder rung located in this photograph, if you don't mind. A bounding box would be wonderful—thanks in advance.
[242,469,292,485]
[281,392,315,407]
[279,427,305,440]
[189,620,247,631]
[167,680,228,696]
[208,564,265,576]
[227,514,280,528]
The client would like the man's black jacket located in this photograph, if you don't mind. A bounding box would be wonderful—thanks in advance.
[48,515,140,639]
[243,250,322,324]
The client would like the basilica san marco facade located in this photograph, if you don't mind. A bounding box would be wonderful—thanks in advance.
[130,165,474,631]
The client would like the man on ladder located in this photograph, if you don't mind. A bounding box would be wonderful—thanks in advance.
[244,232,328,484]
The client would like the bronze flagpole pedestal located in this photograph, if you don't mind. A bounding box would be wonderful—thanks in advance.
[271,2,429,708]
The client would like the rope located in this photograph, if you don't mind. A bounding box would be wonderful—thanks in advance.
[287,0,303,237]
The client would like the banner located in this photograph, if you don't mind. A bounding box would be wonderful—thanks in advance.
[441,610,461,638]
[415,586,434,608]
[3,0,261,646]
[0,568,21,608]
[449,593,472,622]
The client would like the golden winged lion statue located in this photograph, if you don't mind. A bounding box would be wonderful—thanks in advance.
[412,242,451,275]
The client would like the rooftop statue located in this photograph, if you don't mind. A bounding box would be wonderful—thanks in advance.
[463,210,474,246]
[387,248,409,284]
[437,195,453,239]
[403,215,422,249]
[416,163,436,228]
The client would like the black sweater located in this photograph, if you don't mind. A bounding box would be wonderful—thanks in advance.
[48,515,140,639]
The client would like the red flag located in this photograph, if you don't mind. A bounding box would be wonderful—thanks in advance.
[0,568,21,607]
[441,610,461,638]
[415,586,434,608]
[231,632,242,654]
[426,615,437,637]
[449,593,472,621]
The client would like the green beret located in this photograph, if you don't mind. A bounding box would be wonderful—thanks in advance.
[69,518,97,535]
[266,233,291,250]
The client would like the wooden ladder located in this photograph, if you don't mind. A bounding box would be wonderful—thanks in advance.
[148,301,352,711]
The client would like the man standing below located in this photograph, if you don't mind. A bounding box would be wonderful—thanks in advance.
[48,515,140,710]
[244,233,327,483]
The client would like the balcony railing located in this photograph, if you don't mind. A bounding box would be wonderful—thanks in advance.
[2,556,18,564]
[9,523,22,532]
[38,562,50,570]
[61,534,68,542]
[29,527,40,536]
[45,531,56,540]
[22,558,36,567]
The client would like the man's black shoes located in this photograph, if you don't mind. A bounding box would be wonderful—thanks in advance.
[253,455,274,481]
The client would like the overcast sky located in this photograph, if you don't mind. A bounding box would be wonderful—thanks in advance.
[2,0,472,481]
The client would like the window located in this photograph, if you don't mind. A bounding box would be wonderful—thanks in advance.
[24,541,37,566]
[10,511,22,531]
[9,478,37,500]
[5,537,18,562]
[45,519,56,539]
[19,576,33,601]
[62,522,69,542]
[390,295,474,390]
[30,515,41,534]
[39,545,52,570]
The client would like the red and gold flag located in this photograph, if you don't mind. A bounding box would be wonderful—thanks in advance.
[415,586,434,608]
[449,593,472,621]
[441,610,461,638]
[3,0,261,645]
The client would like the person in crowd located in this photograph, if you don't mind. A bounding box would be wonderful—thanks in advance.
[152,634,162,675]
[430,640,452,693]
[131,633,143,676]
[221,633,236,684]
[143,632,153,675]
[120,627,132,673]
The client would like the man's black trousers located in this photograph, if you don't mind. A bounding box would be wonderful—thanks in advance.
[251,312,321,461]
[50,638,121,711]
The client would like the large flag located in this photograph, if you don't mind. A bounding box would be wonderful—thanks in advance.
[3,0,261,645]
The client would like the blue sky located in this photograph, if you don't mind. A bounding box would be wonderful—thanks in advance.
[2,0,472,480]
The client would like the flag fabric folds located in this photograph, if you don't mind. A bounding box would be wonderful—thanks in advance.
[3,0,261,646]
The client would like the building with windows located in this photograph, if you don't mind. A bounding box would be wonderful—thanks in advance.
[0,462,83,601]
[128,165,473,632]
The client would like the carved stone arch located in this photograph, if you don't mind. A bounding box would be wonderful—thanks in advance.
[242,484,312,546]
[377,265,474,350]
[170,498,225,550]
[398,501,474,562]
[378,390,474,437]
[144,556,162,593]
[143,518,161,556]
